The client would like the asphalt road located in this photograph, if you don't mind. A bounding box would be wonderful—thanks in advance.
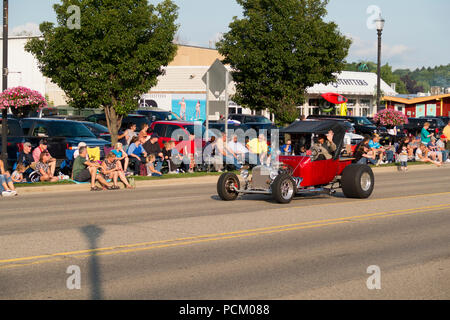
[0,166,449,300]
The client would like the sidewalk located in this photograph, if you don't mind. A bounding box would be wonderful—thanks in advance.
[11,163,448,196]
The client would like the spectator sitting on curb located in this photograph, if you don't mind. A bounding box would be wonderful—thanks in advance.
[427,137,443,165]
[0,158,17,196]
[127,136,147,176]
[246,134,268,166]
[32,139,56,177]
[170,140,189,173]
[112,142,130,175]
[11,164,27,183]
[368,134,385,165]
[118,123,137,150]
[72,146,112,191]
[35,151,59,182]
[162,141,177,173]
[142,133,164,172]
[146,154,162,177]
[101,152,133,189]
[354,138,377,165]
[415,144,441,167]
[73,142,88,160]
[17,142,36,171]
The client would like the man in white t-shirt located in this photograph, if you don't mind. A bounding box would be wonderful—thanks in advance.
[227,135,248,163]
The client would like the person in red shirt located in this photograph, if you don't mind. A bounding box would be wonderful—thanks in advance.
[32,139,56,177]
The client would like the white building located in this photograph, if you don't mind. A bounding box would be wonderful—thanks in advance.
[301,71,397,117]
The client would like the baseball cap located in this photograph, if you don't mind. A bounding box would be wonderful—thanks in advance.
[39,139,48,145]
[78,142,87,148]
[441,135,447,140]
[150,133,159,139]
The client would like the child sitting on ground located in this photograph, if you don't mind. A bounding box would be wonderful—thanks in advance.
[11,164,27,183]
[146,154,162,177]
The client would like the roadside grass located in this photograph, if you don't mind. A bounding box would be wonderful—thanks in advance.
[14,180,76,188]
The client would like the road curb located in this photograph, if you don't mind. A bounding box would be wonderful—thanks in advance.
[12,163,447,195]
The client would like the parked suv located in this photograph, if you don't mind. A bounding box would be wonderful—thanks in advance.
[307,115,387,136]
[228,114,272,124]
[21,118,110,161]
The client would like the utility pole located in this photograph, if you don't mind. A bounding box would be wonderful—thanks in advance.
[1,0,8,165]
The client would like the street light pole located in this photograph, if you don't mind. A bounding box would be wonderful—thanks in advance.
[1,0,8,165]
[375,15,385,114]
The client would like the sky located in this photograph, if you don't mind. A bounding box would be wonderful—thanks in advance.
[6,0,450,70]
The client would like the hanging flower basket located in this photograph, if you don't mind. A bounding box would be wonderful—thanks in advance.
[0,86,47,118]
[373,109,408,127]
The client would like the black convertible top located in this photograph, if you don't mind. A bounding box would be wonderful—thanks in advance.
[282,120,346,137]
[281,120,347,159]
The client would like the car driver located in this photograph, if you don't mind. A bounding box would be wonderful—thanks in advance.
[310,130,336,161]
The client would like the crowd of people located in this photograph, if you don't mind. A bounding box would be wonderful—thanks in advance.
[1,119,450,195]
[353,120,450,171]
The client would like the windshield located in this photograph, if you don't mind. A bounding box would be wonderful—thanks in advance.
[184,124,206,136]
[251,116,272,124]
[355,117,373,126]
[49,122,96,138]
[85,123,110,134]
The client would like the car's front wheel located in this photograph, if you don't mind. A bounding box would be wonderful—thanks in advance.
[272,174,296,204]
[217,172,240,201]
[341,164,375,199]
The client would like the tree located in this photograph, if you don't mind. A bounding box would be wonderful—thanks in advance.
[216,0,351,125]
[25,0,179,144]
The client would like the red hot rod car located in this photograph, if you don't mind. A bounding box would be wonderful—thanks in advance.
[217,120,375,204]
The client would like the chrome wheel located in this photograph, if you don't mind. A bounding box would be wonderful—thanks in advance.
[281,179,294,200]
[360,172,372,192]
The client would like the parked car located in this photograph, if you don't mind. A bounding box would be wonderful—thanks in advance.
[26,107,60,118]
[136,108,182,122]
[228,114,272,124]
[20,118,110,161]
[405,117,445,136]
[203,121,251,134]
[84,114,151,132]
[217,120,375,203]
[0,116,26,169]
[307,115,387,136]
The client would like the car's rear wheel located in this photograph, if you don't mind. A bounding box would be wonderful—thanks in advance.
[341,164,374,199]
[272,174,296,204]
[217,172,240,201]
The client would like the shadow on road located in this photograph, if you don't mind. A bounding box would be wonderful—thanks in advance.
[80,225,104,300]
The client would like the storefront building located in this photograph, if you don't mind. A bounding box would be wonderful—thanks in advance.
[300,71,397,117]
[383,94,450,118]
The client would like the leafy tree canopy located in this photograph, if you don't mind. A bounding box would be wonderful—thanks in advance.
[217,0,351,125]
[25,0,179,143]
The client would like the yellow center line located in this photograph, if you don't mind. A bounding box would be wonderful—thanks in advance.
[1,202,450,270]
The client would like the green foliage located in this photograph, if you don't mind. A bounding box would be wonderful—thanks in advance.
[25,0,179,143]
[217,0,351,126]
